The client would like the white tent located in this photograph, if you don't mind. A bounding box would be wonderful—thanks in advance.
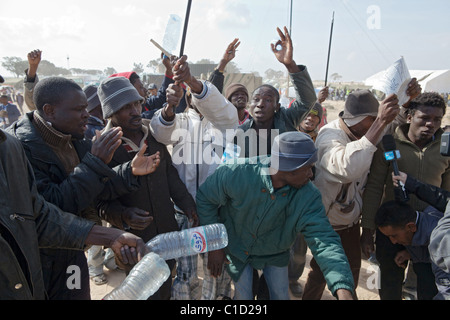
[365,70,450,94]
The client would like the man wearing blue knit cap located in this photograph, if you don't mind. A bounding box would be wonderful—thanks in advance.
[196,131,355,300]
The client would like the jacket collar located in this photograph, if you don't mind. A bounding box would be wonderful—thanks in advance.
[10,112,46,145]
[33,111,73,150]
[9,112,79,166]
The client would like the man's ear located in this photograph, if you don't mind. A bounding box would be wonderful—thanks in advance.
[42,103,55,119]
[406,222,417,233]
[276,102,281,113]
[406,113,412,124]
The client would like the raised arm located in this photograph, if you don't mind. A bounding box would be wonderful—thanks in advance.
[272,27,317,127]
[209,38,240,93]
[24,49,42,110]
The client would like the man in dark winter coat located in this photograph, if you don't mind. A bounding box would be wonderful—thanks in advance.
[7,76,160,300]
[0,128,147,300]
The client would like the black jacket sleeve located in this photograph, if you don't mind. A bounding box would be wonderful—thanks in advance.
[404,175,450,212]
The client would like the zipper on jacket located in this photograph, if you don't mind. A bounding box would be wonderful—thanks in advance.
[9,214,27,222]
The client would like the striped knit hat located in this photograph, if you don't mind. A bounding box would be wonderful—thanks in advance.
[82,84,101,112]
[98,77,143,119]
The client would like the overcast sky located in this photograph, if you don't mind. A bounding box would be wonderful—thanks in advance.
[1,0,449,82]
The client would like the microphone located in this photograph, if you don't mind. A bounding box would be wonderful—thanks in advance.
[382,134,409,202]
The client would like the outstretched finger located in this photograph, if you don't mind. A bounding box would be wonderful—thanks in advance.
[276,27,285,41]
[137,143,147,157]
[283,26,292,45]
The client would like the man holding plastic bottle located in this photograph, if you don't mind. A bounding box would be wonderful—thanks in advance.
[196,131,355,300]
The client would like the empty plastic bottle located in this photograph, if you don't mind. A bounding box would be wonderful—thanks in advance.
[145,223,228,260]
[103,252,170,300]
[162,14,182,55]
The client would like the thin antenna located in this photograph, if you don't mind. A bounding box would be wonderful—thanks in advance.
[289,0,293,35]
[324,11,335,87]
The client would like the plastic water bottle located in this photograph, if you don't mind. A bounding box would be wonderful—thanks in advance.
[221,143,241,163]
[103,252,170,300]
[145,223,228,260]
[162,14,182,55]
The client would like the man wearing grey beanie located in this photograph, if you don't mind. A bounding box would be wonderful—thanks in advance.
[97,76,198,300]
[83,84,105,141]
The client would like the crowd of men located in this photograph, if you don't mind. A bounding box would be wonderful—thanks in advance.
[0,26,449,301]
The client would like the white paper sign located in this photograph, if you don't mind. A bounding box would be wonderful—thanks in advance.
[372,57,411,106]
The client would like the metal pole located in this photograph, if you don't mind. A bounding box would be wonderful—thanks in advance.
[324,11,335,87]
[179,0,192,57]
[289,0,293,35]
[286,0,293,98]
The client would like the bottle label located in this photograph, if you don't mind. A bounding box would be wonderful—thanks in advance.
[189,227,207,253]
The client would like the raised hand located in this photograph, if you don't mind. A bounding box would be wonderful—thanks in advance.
[377,93,400,125]
[162,52,178,77]
[173,55,203,94]
[166,83,184,109]
[222,38,240,64]
[27,49,42,78]
[403,78,422,108]
[91,127,123,164]
[215,38,241,73]
[131,145,160,176]
[271,26,296,71]
[318,87,329,104]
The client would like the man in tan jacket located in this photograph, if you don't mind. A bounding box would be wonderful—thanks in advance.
[302,80,421,299]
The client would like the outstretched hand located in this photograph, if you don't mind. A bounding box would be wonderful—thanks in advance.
[131,145,160,176]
